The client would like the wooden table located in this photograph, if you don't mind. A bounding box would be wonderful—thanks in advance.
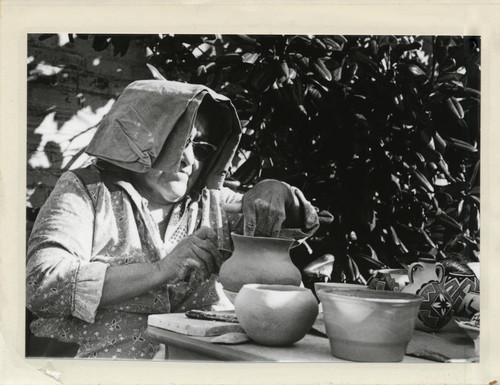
[145,317,476,362]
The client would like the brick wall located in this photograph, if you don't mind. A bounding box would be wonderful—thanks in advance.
[27,34,152,232]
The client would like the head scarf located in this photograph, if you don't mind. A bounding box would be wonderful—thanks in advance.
[86,80,242,195]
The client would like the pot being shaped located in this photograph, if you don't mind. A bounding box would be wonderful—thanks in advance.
[234,284,319,347]
[219,233,302,293]
[443,272,480,316]
[402,258,453,331]
[318,289,422,362]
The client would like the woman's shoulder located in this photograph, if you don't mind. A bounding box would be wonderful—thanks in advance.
[52,167,103,194]
[53,166,123,205]
[69,165,104,186]
[63,165,123,192]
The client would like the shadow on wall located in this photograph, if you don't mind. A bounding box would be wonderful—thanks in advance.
[26,34,152,237]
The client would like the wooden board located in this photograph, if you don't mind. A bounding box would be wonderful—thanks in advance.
[145,327,428,362]
[148,313,244,337]
[406,321,476,361]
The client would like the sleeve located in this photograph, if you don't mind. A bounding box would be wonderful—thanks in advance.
[288,185,320,236]
[26,172,109,324]
[219,186,243,204]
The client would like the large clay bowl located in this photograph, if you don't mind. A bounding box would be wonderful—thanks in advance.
[318,289,422,362]
[234,284,319,347]
[314,282,369,297]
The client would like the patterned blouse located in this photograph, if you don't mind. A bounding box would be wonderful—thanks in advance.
[27,170,317,360]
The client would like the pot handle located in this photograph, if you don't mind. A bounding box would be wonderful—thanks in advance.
[436,262,445,283]
[408,262,423,284]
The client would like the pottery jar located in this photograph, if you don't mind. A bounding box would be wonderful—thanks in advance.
[401,258,453,331]
[219,233,302,293]
[444,272,479,316]
[406,257,446,288]
[234,284,319,347]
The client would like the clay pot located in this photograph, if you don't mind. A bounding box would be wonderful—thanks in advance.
[443,272,479,316]
[467,262,480,280]
[219,233,302,293]
[318,289,422,362]
[462,291,480,316]
[401,258,453,331]
[406,258,446,288]
[234,284,319,346]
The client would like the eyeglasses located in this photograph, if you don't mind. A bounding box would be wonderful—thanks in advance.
[185,137,218,161]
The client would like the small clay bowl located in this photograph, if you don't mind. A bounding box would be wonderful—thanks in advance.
[456,319,480,356]
[234,284,319,347]
[318,289,422,362]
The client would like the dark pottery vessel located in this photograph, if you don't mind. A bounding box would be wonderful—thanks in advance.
[402,258,453,331]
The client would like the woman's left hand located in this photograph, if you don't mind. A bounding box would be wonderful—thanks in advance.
[241,180,300,237]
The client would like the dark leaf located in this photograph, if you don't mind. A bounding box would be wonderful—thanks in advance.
[92,35,111,51]
[38,34,57,41]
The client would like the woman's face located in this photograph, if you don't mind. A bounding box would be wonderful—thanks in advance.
[132,108,217,205]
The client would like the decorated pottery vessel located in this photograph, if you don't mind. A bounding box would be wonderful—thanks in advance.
[443,271,480,316]
[368,268,410,291]
[378,268,410,290]
[219,233,302,295]
[462,291,480,316]
[401,258,453,331]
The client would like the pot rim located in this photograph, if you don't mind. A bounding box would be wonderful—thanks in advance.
[241,283,309,292]
[319,289,423,305]
[446,272,476,277]
[372,268,408,274]
[231,232,295,242]
[315,282,368,287]
[417,257,438,263]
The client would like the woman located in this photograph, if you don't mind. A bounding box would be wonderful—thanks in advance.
[26,80,319,359]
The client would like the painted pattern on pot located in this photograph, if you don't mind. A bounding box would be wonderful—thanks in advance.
[444,272,479,316]
[414,281,453,330]
[462,291,480,316]
[402,258,453,331]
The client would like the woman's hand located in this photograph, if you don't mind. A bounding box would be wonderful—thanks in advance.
[156,226,223,285]
[241,180,301,237]
[100,227,221,306]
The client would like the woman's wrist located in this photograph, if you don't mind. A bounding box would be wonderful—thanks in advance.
[100,262,169,306]
[154,259,171,283]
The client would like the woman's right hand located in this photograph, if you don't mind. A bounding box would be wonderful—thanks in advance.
[156,226,223,285]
